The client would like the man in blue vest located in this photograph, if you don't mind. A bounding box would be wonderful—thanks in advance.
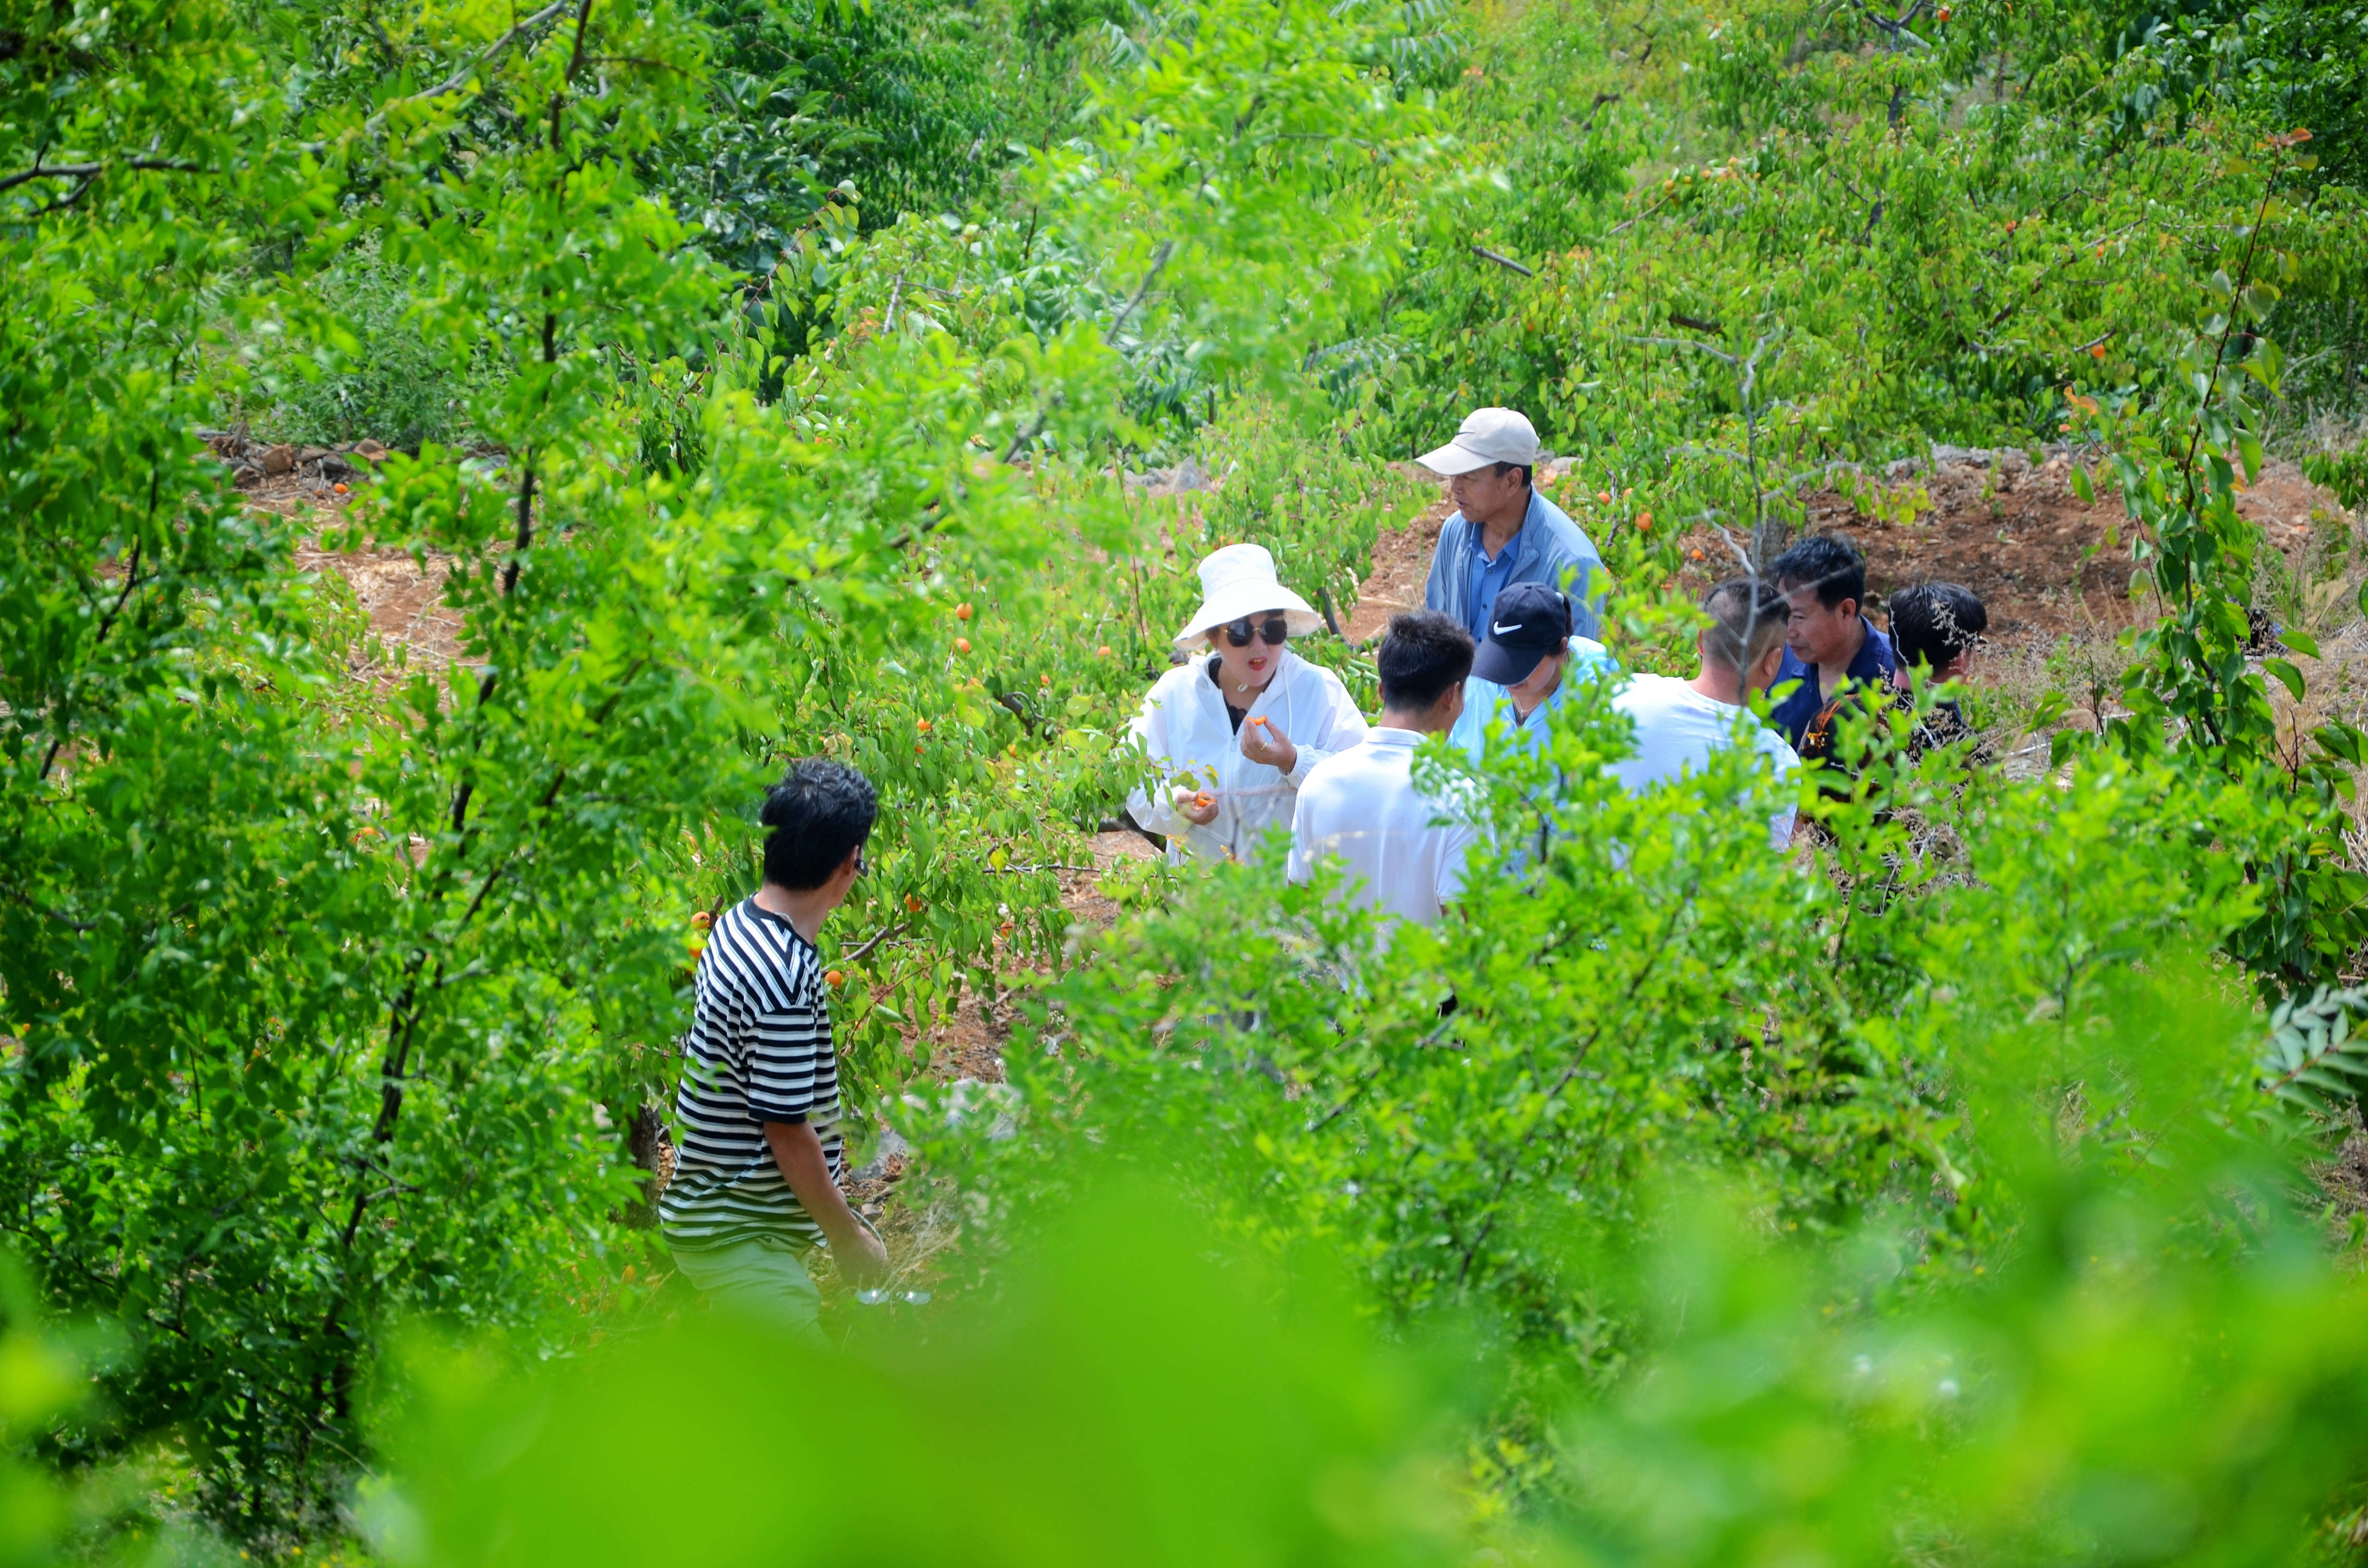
[1418,407,1605,641]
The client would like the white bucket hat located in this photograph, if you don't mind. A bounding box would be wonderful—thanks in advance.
[1416,407,1544,476]
[1172,543,1325,649]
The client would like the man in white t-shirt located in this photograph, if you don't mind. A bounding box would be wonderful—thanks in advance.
[1290,611,1480,927]
[1611,576,1801,847]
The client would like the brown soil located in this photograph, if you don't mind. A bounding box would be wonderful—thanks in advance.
[1345,496,1455,643]
[1682,450,2350,650]
[1346,451,2352,655]
[217,437,470,680]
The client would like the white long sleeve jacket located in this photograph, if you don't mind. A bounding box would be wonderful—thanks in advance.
[1125,648,1370,864]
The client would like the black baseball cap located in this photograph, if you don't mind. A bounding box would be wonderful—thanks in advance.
[1472,583,1575,685]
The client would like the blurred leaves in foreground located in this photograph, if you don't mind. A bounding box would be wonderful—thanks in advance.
[347,962,2368,1568]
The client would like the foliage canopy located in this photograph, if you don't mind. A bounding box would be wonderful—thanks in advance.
[2,0,2366,1555]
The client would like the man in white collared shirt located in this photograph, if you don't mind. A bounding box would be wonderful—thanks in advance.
[1289,611,1480,928]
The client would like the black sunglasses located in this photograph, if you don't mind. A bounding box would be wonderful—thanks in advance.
[1223,614,1290,648]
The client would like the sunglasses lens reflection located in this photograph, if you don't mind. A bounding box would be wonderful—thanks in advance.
[1225,616,1290,647]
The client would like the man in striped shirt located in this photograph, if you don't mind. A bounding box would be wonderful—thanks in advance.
[659,758,888,1339]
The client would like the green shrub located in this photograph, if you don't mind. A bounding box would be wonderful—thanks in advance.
[243,235,504,451]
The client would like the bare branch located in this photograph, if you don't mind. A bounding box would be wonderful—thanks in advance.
[0,882,99,933]
[839,920,908,966]
[1470,243,1534,278]
[1106,240,1176,343]
[1001,407,1051,465]
[0,155,204,195]
[1622,331,1739,366]
[363,0,572,133]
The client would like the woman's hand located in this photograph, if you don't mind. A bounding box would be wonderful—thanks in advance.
[1173,786,1221,826]
[1239,715,1298,775]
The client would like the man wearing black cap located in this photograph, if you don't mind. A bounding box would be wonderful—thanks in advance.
[1450,582,1618,766]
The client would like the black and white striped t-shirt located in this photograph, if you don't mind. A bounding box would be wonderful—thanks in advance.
[658,900,843,1251]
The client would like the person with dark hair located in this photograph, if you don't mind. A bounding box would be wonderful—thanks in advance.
[1449,582,1618,765]
[1888,582,1987,686]
[1290,611,1481,927]
[1799,580,1992,790]
[1417,407,1606,642]
[1125,543,1368,864]
[1610,577,1801,847]
[659,758,888,1340]
[1764,533,1894,747]
[1887,581,1987,754]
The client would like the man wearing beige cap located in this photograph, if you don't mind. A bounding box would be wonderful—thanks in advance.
[1417,407,1604,642]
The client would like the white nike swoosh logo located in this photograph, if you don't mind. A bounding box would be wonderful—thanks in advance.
[1491,621,1524,636]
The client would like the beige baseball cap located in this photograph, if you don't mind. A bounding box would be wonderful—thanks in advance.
[1415,407,1543,476]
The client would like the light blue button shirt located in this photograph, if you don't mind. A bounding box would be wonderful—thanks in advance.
[1451,636,1619,765]
[1466,530,1523,634]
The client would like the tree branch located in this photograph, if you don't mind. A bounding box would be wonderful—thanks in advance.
[1471,243,1534,278]
[1106,240,1175,343]
[0,155,204,195]
[363,0,572,133]
[838,919,908,966]
[0,882,99,932]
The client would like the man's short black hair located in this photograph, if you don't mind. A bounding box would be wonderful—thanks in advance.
[1889,582,1989,672]
[1492,461,1533,490]
[761,758,877,890]
[1377,610,1475,711]
[1770,534,1866,612]
[1701,576,1790,674]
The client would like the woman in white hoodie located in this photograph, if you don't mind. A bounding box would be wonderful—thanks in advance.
[1126,543,1369,864]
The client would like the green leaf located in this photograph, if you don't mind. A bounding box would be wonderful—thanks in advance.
[2265,658,2306,702]
[2237,433,2265,483]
